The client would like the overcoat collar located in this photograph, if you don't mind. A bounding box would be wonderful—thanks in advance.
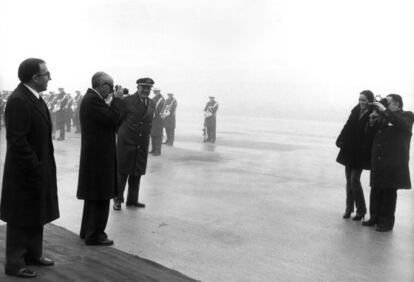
[18,83,50,125]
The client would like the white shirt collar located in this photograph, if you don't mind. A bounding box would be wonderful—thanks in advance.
[23,84,40,99]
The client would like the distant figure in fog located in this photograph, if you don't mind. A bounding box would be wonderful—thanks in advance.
[54,87,68,141]
[336,90,374,221]
[77,72,122,245]
[73,90,82,133]
[362,94,414,232]
[161,93,177,145]
[150,88,165,156]
[0,58,59,278]
[65,93,74,132]
[113,78,155,211]
[203,96,219,143]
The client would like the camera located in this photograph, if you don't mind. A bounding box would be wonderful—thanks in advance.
[369,95,389,112]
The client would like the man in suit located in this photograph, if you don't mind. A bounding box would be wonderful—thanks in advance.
[162,93,177,145]
[77,72,123,245]
[150,88,165,156]
[113,78,155,211]
[362,94,414,232]
[203,96,219,143]
[0,58,59,278]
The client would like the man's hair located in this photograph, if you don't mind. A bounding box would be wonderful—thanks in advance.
[91,72,109,89]
[360,90,374,103]
[18,58,45,83]
[387,94,403,109]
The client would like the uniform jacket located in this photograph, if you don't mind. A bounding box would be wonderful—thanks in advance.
[336,105,373,170]
[204,100,219,127]
[76,89,121,200]
[55,93,68,124]
[162,97,177,129]
[0,83,59,226]
[117,93,155,175]
[369,109,414,190]
[151,94,165,136]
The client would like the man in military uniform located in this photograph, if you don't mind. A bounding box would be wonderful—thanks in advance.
[65,93,74,132]
[203,96,219,143]
[362,94,414,232]
[114,78,155,210]
[73,90,82,133]
[162,93,177,145]
[150,88,165,156]
[54,88,67,141]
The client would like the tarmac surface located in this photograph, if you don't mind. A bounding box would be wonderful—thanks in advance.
[0,114,414,281]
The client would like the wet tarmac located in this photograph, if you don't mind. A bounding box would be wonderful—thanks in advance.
[0,114,414,281]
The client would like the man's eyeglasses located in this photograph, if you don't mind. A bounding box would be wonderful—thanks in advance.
[36,72,51,78]
[104,83,114,91]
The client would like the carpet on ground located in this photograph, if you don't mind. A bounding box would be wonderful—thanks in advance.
[0,223,197,282]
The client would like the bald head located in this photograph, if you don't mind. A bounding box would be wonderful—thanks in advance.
[91,71,114,99]
[92,72,113,89]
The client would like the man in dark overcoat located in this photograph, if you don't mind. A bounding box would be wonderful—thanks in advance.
[162,93,177,145]
[0,58,59,278]
[362,94,414,232]
[113,78,155,211]
[76,72,122,245]
[203,96,219,143]
[150,88,165,156]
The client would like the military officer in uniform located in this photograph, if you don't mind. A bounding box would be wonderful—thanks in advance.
[113,77,155,210]
[150,88,165,156]
[203,96,219,143]
[162,93,177,145]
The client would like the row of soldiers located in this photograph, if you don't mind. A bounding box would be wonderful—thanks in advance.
[1,88,218,145]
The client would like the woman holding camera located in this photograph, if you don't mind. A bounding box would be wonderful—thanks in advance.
[336,90,374,220]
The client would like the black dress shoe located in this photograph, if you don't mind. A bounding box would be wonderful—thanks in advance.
[113,200,121,211]
[342,211,352,219]
[126,202,146,208]
[376,226,393,232]
[352,214,365,221]
[362,219,377,227]
[85,238,114,246]
[5,267,37,278]
[26,257,55,266]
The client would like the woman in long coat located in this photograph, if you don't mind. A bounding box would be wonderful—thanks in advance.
[336,90,374,220]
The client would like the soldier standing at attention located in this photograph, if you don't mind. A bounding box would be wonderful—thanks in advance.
[162,93,177,146]
[150,88,165,156]
[203,96,219,143]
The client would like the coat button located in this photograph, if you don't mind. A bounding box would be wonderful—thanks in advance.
[137,145,140,149]
[139,133,142,136]
[378,157,381,160]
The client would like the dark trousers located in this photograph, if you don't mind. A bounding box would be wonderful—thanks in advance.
[369,187,397,228]
[165,127,175,145]
[80,200,110,244]
[66,118,71,132]
[116,174,141,203]
[151,135,162,154]
[5,224,43,270]
[56,122,65,140]
[206,125,216,142]
[344,167,366,215]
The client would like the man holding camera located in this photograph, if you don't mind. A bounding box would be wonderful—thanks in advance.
[362,94,414,232]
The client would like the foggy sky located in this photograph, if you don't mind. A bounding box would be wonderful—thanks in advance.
[1,0,413,121]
